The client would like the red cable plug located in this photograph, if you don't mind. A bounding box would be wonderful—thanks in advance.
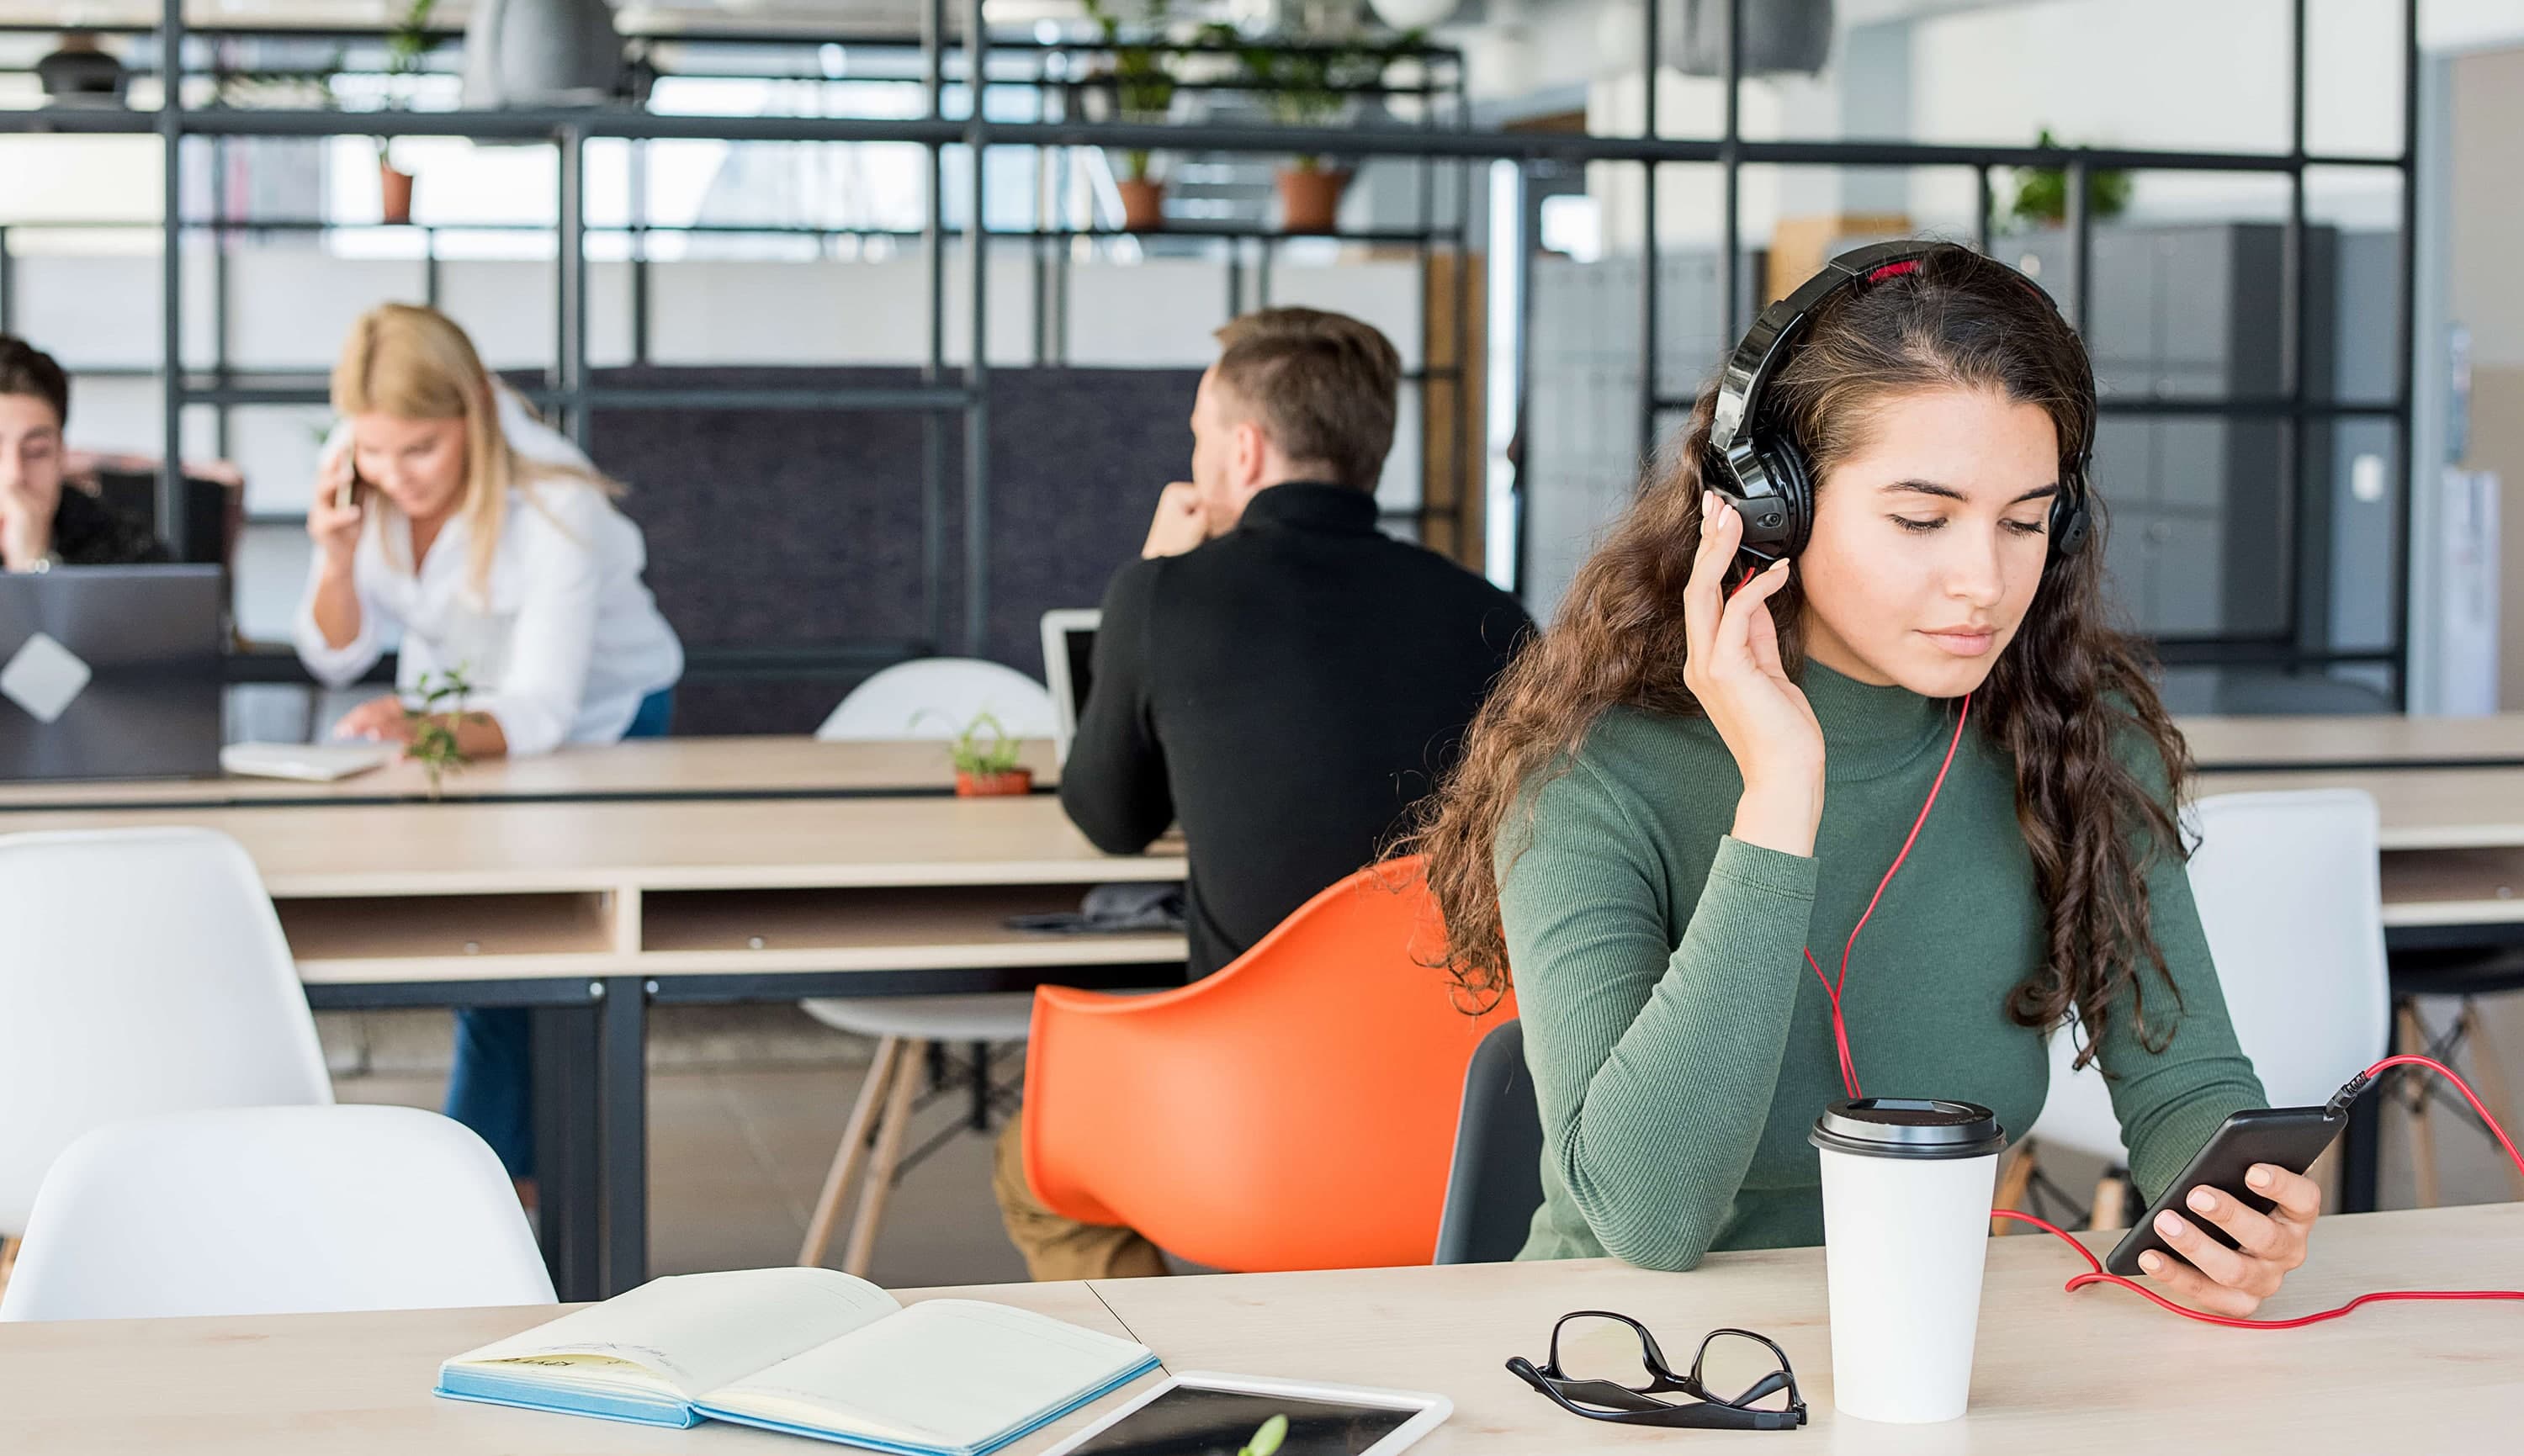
[1993,1055,2524,1328]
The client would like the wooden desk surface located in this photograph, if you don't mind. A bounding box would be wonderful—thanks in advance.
[2182,712,2524,771]
[1,1205,2512,1453]
[0,792,1180,900]
[1101,1204,2524,1452]
[0,737,1061,812]
[0,1279,1152,1456]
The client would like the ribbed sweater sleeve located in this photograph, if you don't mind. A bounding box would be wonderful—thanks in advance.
[2093,769,2270,1203]
[1498,756,1820,1272]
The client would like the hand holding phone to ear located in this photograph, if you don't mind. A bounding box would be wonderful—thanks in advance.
[1687,490,1826,858]
[307,444,363,572]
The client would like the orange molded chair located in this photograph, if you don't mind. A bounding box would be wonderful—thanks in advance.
[1022,855,1514,1273]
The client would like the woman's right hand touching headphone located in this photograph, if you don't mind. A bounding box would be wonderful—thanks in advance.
[1686,490,1826,858]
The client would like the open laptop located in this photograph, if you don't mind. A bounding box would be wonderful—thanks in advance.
[0,565,225,781]
[1039,608,1100,764]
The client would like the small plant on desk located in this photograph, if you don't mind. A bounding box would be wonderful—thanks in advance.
[405,667,486,799]
[1239,1414,1289,1456]
[924,709,1033,798]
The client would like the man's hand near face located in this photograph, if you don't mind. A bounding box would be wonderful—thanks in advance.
[1141,481,1211,559]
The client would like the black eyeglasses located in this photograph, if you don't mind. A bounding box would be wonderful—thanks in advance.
[1507,1310,1807,1431]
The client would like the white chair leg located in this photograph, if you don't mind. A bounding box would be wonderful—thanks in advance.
[2455,1001,2524,1201]
[1991,1144,2038,1236]
[798,1035,905,1268]
[2399,1002,2442,1209]
[2090,1171,2129,1231]
[842,1038,927,1279]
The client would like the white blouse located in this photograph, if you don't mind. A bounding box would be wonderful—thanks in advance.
[294,391,684,758]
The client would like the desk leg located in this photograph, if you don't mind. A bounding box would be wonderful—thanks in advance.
[533,987,605,1301]
[2340,1077,2383,1214]
[598,977,650,1297]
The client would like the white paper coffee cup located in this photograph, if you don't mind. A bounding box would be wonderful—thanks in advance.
[1808,1098,2007,1424]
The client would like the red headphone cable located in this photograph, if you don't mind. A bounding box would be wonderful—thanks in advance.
[1992,1056,2524,1329]
[1806,693,1974,1102]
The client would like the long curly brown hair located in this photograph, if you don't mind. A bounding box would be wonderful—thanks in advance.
[1403,243,2194,1065]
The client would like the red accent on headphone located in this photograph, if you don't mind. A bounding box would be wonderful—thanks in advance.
[1864,260,1922,283]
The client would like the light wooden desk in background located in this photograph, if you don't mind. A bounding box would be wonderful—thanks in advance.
[2,1205,2514,1453]
[13,725,2524,1295]
[0,742,1182,1302]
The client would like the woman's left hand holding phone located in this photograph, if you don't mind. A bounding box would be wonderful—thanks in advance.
[2136,1164,2322,1316]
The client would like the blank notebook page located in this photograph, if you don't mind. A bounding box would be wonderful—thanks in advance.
[448,1268,902,1400]
[705,1298,1156,1447]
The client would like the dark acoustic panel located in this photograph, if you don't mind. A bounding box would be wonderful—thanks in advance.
[575,365,1200,735]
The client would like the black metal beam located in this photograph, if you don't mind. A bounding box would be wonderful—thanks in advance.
[156,0,187,555]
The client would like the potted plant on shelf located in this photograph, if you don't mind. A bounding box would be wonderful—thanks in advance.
[1084,0,1179,231]
[377,0,437,225]
[2006,127,2132,230]
[929,710,1033,797]
[1219,28,1414,236]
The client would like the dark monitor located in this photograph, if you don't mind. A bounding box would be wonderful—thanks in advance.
[0,565,225,781]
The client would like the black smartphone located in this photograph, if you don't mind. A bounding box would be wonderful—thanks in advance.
[2103,1105,2346,1278]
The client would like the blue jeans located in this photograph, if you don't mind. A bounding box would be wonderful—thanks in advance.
[446,687,675,1179]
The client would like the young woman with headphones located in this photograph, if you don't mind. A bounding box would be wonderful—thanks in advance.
[1409,242,2323,1316]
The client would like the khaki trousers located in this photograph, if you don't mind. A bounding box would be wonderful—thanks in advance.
[991,1115,1169,1281]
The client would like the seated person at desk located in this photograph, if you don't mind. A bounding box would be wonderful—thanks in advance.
[996,306,1535,1279]
[296,302,683,1196]
[0,335,168,571]
[1409,244,2321,1316]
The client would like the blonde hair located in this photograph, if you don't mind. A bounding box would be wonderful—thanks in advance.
[330,303,616,597]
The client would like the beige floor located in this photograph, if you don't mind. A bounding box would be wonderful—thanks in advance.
[330,1006,1033,1289]
[322,994,2524,1291]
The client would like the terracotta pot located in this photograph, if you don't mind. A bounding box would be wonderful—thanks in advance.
[379,161,416,225]
[1275,166,1352,235]
[1117,177,1167,231]
[956,768,1035,797]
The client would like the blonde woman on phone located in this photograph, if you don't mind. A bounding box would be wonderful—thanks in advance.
[296,302,682,1189]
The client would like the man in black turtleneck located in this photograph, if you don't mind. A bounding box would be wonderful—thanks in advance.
[993,306,1534,1281]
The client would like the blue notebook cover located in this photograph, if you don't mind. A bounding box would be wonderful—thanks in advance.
[432,1366,700,1427]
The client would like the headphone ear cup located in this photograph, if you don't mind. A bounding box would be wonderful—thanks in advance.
[1766,440,1816,557]
[2051,485,2092,557]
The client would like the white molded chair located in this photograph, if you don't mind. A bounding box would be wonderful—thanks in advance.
[814,658,1059,741]
[0,1105,553,1321]
[800,659,1058,1273]
[0,828,334,1244]
[2022,789,2392,1226]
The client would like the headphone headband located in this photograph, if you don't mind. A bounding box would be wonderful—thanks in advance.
[1705,241,2094,561]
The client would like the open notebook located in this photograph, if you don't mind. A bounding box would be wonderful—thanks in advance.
[436,1268,1159,1455]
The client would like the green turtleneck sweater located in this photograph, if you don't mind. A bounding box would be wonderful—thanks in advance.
[1498,663,2266,1270]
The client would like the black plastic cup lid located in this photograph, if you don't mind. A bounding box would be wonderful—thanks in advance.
[1808,1099,2007,1161]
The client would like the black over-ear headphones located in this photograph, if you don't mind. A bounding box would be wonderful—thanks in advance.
[1704,240,2093,565]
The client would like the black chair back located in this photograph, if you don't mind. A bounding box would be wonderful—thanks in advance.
[1433,1018,1544,1264]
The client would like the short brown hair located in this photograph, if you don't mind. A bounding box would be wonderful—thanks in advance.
[1210,307,1402,492]
[0,336,68,428]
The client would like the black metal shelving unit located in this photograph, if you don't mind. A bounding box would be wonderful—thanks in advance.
[0,0,2419,696]
[0,13,1477,675]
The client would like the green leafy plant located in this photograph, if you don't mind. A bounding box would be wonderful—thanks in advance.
[1211,25,1418,173]
[1238,1415,1289,1456]
[1084,0,1177,183]
[377,0,437,165]
[2008,127,2132,227]
[918,708,1026,777]
[404,666,485,797]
